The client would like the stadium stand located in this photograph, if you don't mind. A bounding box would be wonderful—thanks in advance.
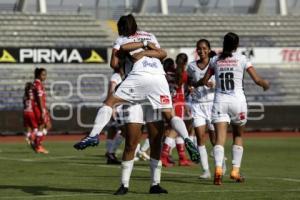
[134,14,300,48]
[0,12,113,47]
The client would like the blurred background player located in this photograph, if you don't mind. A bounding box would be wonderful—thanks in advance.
[196,32,270,185]
[32,68,51,154]
[160,55,193,167]
[23,82,37,147]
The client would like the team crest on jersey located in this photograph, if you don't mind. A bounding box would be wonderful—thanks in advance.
[160,95,170,105]
[239,112,246,120]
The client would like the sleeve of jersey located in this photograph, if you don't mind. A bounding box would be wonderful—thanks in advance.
[150,33,160,48]
[244,57,254,70]
[208,59,215,75]
[112,37,123,50]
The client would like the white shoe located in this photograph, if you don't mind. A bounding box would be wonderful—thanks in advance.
[138,151,150,161]
[134,157,140,162]
[199,171,211,179]
[222,157,227,175]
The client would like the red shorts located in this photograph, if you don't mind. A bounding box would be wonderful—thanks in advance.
[23,112,38,129]
[34,107,51,125]
[173,96,185,119]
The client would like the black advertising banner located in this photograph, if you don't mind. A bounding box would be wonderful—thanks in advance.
[0,48,107,64]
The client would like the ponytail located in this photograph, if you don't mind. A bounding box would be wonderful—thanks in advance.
[219,32,239,60]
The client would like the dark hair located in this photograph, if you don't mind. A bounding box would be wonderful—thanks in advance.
[24,82,33,98]
[176,53,188,66]
[219,32,239,60]
[117,14,137,37]
[163,58,175,72]
[34,67,46,79]
[196,39,216,58]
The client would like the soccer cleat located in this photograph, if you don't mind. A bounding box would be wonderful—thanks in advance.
[161,156,175,167]
[214,167,223,185]
[230,171,245,183]
[178,159,193,166]
[199,170,211,179]
[73,135,99,150]
[35,146,49,154]
[106,153,121,165]
[138,151,150,161]
[149,184,168,194]
[184,138,200,163]
[114,184,128,195]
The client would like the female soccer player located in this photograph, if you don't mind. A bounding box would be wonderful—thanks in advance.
[33,68,51,154]
[161,55,192,167]
[73,14,200,163]
[195,32,269,185]
[23,82,37,147]
[187,39,216,178]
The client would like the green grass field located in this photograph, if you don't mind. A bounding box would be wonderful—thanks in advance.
[0,137,299,200]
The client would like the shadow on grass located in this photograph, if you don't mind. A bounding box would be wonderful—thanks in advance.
[0,185,116,196]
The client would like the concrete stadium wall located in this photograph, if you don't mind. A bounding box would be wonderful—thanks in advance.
[0,105,299,135]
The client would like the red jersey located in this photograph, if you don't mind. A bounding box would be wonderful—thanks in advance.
[23,88,35,113]
[33,79,46,109]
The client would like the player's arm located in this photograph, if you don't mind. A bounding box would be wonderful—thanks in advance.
[131,42,167,61]
[247,67,270,91]
[176,65,184,87]
[194,68,214,87]
[110,48,120,69]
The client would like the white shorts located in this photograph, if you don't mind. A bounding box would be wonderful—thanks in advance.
[190,101,214,130]
[114,73,172,110]
[119,103,163,124]
[211,100,247,126]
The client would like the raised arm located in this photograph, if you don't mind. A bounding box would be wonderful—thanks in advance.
[247,67,269,91]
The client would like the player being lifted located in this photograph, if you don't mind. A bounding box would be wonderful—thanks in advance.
[195,32,269,185]
[73,14,199,162]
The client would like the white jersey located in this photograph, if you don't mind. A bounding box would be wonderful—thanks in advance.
[187,60,215,103]
[209,52,252,102]
[113,31,165,75]
[110,73,122,85]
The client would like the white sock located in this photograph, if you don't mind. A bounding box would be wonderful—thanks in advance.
[134,143,141,157]
[112,133,123,153]
[214,145,224,168]
[89,105,113,137]
[141,138,150,152]
[170,138,176,150]
[26,132,31,138]
[198,145,209,171]
[232,145,243,168]
[42,128,47,135]
[36,131,43,137]
[150,158,162,186]
[170,116,189,139]
[164,137,174,147]
[121,160,134,188]
[106,139,113,153]
[175,136,184,144]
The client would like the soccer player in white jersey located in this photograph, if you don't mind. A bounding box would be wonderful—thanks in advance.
[195,32,269,185]
[187,39,217,179]
[73,14,200,194]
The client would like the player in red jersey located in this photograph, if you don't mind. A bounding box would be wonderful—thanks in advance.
[23,82,38,147]
[32,68,51,154]
[160,54,192,167]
